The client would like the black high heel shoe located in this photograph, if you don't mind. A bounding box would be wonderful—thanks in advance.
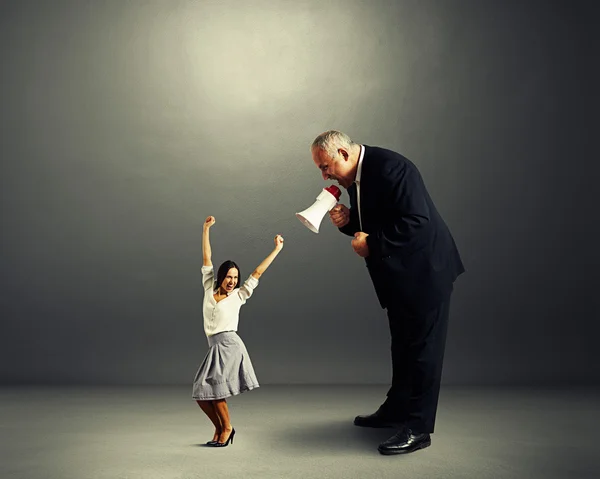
[213,428,235,447]
[206,432,220,446]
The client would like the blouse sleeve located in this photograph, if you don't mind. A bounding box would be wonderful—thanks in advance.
[201,265,215,292]
[236,275,259,303]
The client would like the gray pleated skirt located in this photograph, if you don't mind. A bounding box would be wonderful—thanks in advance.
[192,331,259,400]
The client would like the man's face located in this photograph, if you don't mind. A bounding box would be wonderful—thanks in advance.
[312,147,354,189]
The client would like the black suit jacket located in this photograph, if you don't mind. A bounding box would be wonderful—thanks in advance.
[340,145,464,312]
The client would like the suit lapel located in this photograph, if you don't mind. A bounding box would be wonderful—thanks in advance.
[347,182,358,210]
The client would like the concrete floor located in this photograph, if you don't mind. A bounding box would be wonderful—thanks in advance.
[0,385,598,479]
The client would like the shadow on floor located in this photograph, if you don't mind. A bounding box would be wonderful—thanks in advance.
[267,419,400,454]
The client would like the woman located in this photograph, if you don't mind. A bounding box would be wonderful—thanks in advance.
[193,215,283,447]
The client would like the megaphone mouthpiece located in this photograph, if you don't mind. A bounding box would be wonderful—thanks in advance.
[324,185,342,201]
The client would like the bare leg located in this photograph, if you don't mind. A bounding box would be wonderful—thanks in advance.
[196,400,221,442]
[213,399,233,443]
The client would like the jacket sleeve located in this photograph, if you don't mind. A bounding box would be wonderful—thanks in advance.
[338,208,361,237]
[366,160,430,259]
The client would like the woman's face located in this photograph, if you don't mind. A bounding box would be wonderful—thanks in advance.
[220,268,239,293]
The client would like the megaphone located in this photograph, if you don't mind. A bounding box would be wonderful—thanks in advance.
[295,185,342,233]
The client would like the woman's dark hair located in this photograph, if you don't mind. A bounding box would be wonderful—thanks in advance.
[215,260,241,291]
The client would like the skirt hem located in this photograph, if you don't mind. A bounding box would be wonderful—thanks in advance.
[192,383,260,401]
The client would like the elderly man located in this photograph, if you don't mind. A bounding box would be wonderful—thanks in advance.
[311,130,464,455]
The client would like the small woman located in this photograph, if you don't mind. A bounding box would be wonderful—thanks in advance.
[193,215,284,447]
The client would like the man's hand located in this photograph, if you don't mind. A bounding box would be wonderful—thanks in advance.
[351,232,369,257]
[329,204,350,228]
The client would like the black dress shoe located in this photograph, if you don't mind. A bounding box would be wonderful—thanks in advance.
[378,429,431,455]
[353,410,397,428]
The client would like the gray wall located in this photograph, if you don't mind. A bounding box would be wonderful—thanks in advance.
[1,0,597,385]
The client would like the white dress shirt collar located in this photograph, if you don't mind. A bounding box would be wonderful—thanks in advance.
[355,145,365,185]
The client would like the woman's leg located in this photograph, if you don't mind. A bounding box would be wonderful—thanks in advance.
[196,400,221,442]
[213,399,234,443]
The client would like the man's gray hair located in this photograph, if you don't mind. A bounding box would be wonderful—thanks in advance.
[311,130,355,158]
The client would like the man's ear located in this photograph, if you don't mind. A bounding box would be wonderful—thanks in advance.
[338,148,349,160]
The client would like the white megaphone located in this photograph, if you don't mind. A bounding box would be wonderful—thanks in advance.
[295,185,342,233]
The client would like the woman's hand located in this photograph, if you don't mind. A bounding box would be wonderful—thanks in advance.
[274,234,284,251]
[251,234,284,279]
[204,216,216,230]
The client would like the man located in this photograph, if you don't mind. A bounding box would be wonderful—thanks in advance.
[311,130,464,455]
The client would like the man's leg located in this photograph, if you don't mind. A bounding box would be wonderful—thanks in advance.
[354,302,410,427]
[377,298,451,454]
[381,303,412,422]
[405,298,451,434]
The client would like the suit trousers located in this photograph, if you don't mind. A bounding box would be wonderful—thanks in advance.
[382,294,452,434]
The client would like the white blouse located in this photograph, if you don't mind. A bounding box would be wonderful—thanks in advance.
[201,265,259,337]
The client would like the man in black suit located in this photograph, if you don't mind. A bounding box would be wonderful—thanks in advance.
[311,130,464,455]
